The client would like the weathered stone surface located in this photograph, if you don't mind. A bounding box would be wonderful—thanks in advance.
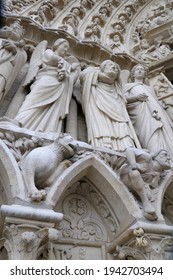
[0,0,173,260]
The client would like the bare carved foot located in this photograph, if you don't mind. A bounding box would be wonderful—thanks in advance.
[144,211,158,221]
[143,201,157,221]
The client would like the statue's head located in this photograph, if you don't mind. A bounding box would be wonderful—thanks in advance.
[152,149,171,170]
[55,134,79,156]
[100,60,121,79]
[53,38,70,57]
[130,64,148,82]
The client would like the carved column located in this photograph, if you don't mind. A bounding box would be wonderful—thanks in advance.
[66,98,78,139]
[0,204,63,260]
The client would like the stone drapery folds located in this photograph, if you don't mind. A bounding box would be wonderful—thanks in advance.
[124,64,173,160]
[80,60,140,152]
[15,38,80,135]
[0,20,27,104]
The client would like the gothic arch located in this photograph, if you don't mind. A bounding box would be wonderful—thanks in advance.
[160,173,173,225]
[0,139,25,204]
[0,239,9,260]
[150,171,173,221]
[47,155,142,222]
[46,155,142,260]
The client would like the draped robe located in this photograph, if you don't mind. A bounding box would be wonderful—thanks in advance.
[15,50,75,135]
[81,69,140,151]
[124,82,173,159]
[0,39,27,101]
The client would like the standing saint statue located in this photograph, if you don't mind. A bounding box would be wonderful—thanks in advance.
[124,64,173,159]
[80,60,140,151]
[0,20,27,103]
[15,38,80,135]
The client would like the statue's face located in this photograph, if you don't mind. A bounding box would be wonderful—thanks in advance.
[155,150,171,169]
[81,0,87,6]
[72,8,80,16]
[100,8,107,15]
[56,41,69,57]
[113,24,122,31]
[103,61,119,79]
[133,65,145,79]
[113,34,120,42]
[119,16,126,22]
[141,39,149,49]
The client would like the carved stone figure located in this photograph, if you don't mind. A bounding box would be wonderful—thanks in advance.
[154,39,172,58]
[124,64,173,159]
[106,0,120,7]
[59,14,78,36]
[0,20,27,103]
[22,135,77,202]
[154,75,172,98]
[28,0,57,26]
[138,39,159,64]
[118,13,129,25]
[38,0,56,26]
[136,38,171,64]
[112,21,125,33]
[70,6,85,19]
[98,4,111,21]
[108,32,126,53]
[119,147,171,220]
[80,60,140,151]
[15,39,80,134]
[136,19,151,36]
[80,0,94,9]
[138,38,171,64]
[3,0,21,14]
[84,19,101,41]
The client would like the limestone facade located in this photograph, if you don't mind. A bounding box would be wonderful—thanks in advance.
[0,0,173,260]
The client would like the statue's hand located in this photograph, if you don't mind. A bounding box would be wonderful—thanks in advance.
[2,41,17,55]
[131,163,147,173]
[137,93,148,101]
[71,62,80,71]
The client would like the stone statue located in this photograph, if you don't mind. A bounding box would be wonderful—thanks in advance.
[0,20,27,103]
[80,60,140,151]
[119,147,171,220]
[108,32,126,53]
[15,38,80,134]
[138,39,159,64]
[138,38,172,65]
[124,64,173,160]
[22,135,78,202]
[59,14,78,36]
[84,19,101,42]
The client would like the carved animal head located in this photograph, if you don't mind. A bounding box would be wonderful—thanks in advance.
[54,134,79,157]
